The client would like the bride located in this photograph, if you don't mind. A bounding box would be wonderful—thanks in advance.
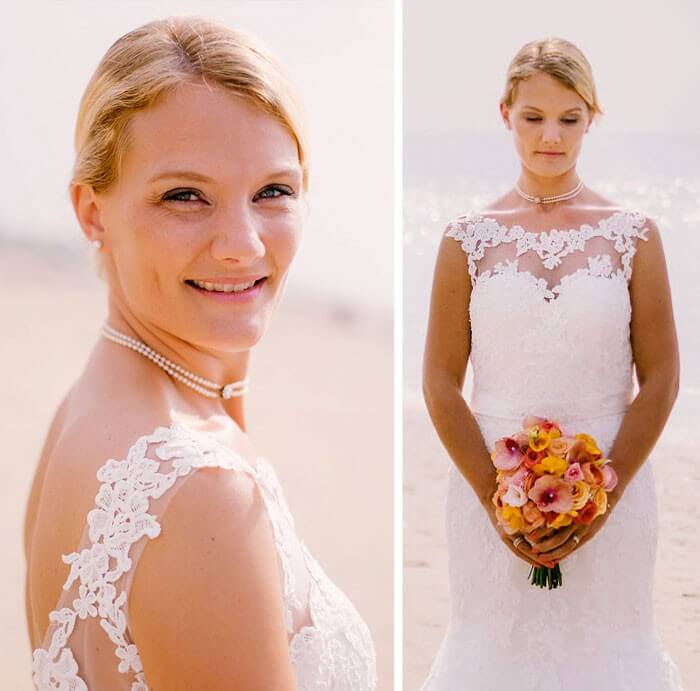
[420,38,683,690]
[23,16,377,691]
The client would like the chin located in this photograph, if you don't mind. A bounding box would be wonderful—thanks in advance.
[525,159,572,179]
[188,314,270,354]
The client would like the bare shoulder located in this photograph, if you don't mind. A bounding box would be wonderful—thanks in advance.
[630,214,667,281]
[128,461,296,689]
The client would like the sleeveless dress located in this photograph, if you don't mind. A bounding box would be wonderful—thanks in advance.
[31,421,377,690]
[420,209,684,691]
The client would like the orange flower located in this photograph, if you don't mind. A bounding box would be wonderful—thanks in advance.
[523,448,546,470]
[523,472,537,494]
[593,488,608,516]
[570,480,590,510]
[575,500,598,525]
[582,462,604,488]
[548,436,571,457]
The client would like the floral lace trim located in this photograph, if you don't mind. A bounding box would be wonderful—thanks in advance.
[31,422,377,691]
[446,209,650,287]
[474,253,626,303]
[31,423,276,690]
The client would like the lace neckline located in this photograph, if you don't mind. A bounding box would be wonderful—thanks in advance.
[465,208,636,236]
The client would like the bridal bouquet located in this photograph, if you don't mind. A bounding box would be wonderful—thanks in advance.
[490,415,618,589]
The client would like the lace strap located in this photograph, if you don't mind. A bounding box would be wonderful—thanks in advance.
[32,422,296,690]
[445,210,651,285]
[444,212,485,285]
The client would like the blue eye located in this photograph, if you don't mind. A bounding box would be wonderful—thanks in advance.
[254,184,294,201]
[163,189,204,203]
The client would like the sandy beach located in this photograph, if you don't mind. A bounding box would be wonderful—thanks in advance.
[2,245,393,690]
[404,401,699,690]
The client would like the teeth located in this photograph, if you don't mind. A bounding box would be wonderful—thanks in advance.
[192,279,258,293]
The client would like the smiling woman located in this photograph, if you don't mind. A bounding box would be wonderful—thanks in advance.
[23,15,377,691]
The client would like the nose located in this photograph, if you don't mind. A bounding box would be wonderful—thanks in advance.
[541,121,561,145]
[209,202,266,264]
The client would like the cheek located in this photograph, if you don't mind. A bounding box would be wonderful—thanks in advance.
[266,219,302,271]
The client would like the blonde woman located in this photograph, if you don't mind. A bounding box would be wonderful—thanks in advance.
[421,38,683,689]
[24,16,376,691]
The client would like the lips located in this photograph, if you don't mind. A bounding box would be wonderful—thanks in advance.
[185,275,267,294]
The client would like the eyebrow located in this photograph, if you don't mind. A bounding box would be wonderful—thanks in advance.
[147,166,301,184]
[521,106,584,114]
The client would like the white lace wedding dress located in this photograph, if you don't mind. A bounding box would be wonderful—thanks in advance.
[420,209,684,691]
[31,421,377,690]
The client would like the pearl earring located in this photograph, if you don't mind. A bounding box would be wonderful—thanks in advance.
[92,239,103,250]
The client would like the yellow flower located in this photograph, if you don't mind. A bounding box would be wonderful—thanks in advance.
[575,432,601,457]
[533,455,568,477]
[571,481,590,510]
[501,505,525,533]
[548,426,562,440]
[593,488,608,516]
[550,512,574,529]
[528,426,550,452]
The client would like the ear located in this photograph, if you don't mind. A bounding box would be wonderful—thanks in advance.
[500,101,512,130]
[70,183,107,247]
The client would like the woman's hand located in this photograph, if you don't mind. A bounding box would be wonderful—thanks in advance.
[527,506,615,564]
[482,502,557,569]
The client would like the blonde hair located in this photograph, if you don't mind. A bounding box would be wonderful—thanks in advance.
[71,16,308,194]
[502,37,602,118]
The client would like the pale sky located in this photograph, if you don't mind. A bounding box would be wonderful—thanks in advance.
[405,0,699,135]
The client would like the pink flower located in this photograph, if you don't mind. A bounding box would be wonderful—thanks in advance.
[527,475,575,513]
[522,415,547,429]
[492,437,525,470]
[564,462,584,483]
[513,431,530,450]
[500,465,530,488]
[600,464,618,491]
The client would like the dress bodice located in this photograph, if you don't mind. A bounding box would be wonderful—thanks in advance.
[31,422,377,690]
[445,209,650,424]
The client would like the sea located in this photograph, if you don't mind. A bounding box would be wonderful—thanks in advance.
[404,131,700,445]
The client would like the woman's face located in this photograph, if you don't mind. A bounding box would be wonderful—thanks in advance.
[84,80,304,354]
[501,71,591,179]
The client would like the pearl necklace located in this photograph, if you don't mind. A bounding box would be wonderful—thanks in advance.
[101,323,249,400]
[515,180,584,205]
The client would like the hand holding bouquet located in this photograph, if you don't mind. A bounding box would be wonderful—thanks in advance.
[490,415,618,589]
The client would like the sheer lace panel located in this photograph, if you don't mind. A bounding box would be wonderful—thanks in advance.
[445,210,650,302]
[31,422,377,691]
